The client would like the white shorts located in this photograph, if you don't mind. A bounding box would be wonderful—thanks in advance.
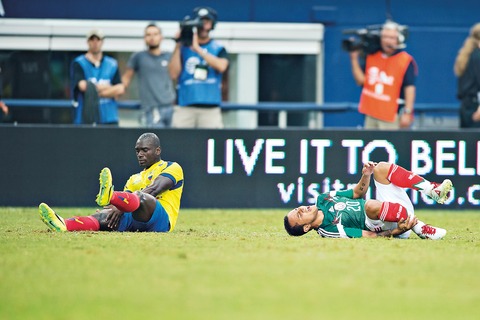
[364,179,415,239]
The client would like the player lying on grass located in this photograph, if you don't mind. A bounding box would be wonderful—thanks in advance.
[38,132,184,232]
[284,161,453,240]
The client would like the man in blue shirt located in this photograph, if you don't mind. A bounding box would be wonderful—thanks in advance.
[71,29,125,125]
[169,7,229,128]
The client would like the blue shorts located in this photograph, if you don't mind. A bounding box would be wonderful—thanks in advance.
[117,201,170,232]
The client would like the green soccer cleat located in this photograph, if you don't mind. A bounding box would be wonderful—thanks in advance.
[96,167,113,207]
[39,203,67,232]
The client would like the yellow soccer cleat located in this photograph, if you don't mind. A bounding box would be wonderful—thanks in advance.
[38,203,67,232]
[95,167,113,207]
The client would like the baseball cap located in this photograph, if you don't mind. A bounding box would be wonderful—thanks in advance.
[194,7,217,22]
[86,29,105,40]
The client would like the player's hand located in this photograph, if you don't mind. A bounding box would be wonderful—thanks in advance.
[361,161,377,176]
[397,216,418,233]
[103,205,124,230]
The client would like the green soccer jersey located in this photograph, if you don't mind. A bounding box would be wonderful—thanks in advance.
[315,189,367,238]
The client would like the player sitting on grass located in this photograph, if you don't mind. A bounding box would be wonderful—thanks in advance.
[284,161,453,240]
[38,132,184,233]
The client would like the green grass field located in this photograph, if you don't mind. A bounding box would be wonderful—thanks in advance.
[1,207,479,320]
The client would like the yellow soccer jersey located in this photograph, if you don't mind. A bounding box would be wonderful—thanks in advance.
[124,160,184,231]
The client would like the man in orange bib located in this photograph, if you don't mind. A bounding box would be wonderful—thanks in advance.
[349,21,418,129]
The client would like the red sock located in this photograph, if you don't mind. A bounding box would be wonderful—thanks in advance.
[387,164,427,190]
[379,202,408,222]
[65,216,100,231]
[109,191,141,212]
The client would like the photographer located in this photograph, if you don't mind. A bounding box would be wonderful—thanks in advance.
[169,6,229,128]
[348,21,417,129]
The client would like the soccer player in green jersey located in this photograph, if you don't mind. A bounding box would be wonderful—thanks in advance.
[38,132,184,233]
[284,161,452,240]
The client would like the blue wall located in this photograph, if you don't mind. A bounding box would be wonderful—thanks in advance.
[3,0,479,105]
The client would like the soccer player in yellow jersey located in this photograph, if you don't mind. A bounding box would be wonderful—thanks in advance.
[38,132,184,232]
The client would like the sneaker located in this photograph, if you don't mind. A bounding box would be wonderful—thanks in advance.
[95,167,113,207]
[427,179,453,204]
[415,224,447,240]
[38,203,67,232]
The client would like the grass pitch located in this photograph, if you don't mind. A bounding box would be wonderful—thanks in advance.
[1,207,479,320]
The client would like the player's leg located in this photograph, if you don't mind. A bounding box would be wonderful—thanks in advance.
[95,167,141,211]
[112,193,169,232]
[38,203,100,232]
[364,199,408,222]
[373,176,447,240]
[374,161,453,204]
[130,192,158,222]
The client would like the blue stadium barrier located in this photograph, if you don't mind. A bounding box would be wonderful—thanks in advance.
[3,99,459,128]
[4,99,459,113]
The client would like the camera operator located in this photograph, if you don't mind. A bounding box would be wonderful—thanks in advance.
[348,21,417,129]
[169,6,229,128]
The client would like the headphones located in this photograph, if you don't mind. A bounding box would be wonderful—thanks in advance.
[382,20,408,46]
[192,6,218,29]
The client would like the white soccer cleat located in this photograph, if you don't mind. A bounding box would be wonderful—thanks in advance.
[427,179,453,204]
[413,223,447,240]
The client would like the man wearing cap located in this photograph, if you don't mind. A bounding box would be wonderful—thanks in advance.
[70,29,125,125]
[169,6,229,128]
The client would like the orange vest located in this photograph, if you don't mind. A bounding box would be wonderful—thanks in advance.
[358,51,413,122]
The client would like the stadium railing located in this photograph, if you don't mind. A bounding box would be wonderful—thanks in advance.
[3,99,459,129]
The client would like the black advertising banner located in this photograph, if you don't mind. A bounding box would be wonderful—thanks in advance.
[0,127,478,209]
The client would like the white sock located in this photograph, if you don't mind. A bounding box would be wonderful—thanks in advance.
[412,220,426,236]
[417,180,433,193]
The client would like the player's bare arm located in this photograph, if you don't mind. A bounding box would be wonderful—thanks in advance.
[352,161,377,198]
[142,175,174,197]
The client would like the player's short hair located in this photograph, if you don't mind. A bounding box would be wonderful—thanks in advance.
[283,215,307,237]
[138,132,160,148]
